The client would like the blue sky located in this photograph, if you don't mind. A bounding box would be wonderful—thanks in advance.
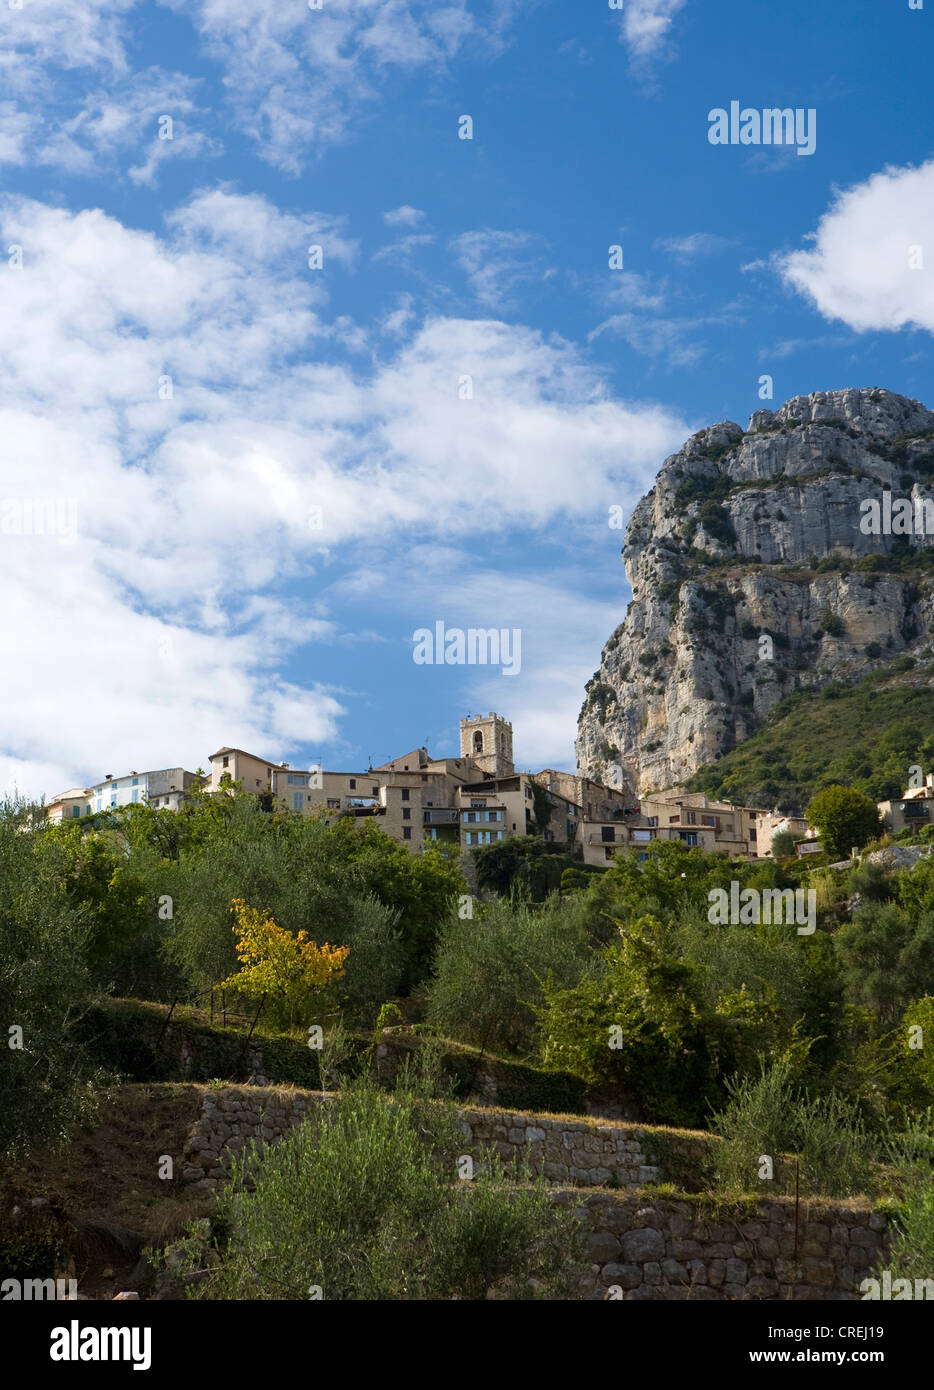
[1,0,932,798]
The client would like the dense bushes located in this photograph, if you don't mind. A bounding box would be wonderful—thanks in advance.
[427,897,591,1054]
[0,801,106,1159]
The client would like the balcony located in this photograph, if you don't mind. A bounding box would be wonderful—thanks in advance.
[423,808,459,825]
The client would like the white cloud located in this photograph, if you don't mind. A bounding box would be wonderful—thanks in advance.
[383,205,427,228]
[449,229,546,309]
[778,159,934,333]
[757,335,852,363]
[602,270,668,313]
[654,232,736,260]
[40,69,221,183]
[163,0,523,173]
[614,0,688,63]
[380,293,417,337]
[0,0,134,89]
[0,7,225,184]
[371,233,435,268]
[0,191,689,798]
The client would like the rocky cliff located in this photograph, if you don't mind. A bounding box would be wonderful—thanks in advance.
[576,388,934,797]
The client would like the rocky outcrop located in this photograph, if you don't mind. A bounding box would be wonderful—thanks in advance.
[577,388,934,795]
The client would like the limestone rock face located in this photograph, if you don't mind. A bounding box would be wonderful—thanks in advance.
[576,388,934,795]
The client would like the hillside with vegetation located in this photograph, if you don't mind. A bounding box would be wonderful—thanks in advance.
[687,663,934,813]
[3,788,934,1299]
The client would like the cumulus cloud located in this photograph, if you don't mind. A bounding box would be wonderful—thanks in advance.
[0,0,134,88]
[162,0,523,173]
[777,159,934,333]
[0,191,690,798]
[1,2,524,178]
[383,205,427,228]
[0,5,224,183]
[614,0,688,64]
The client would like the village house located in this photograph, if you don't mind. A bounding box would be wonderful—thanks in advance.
[878,772,934,835]
[576,787,768,867]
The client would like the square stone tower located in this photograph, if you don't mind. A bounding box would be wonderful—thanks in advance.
[460,712,515,778]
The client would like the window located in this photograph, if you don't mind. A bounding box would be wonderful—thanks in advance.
[605,847,614,861]
[132,777,138,787]
[222,756,229,767]
[473,731,483,753]
[682,832,698,846]
[349,779,356,790]
[293,794,302,809]
[287,774,308,786]
[327,798,340,809]
[131,789,138,803]
[401,789,409,801]
[702,816,715,827]
[687,811,696,825]
[72,806,80,818]
[372,786,378,795]
[402,828,411,841]
[601,826,614,842]
[647,816,658,827]
[402,809,411,820]
[749,829,757,841]
[255,779,260,787]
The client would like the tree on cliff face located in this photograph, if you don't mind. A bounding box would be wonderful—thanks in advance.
[805,785,883,862]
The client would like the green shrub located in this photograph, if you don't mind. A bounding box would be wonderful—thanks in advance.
[819,612,846,638]
[427,897,590,1055]
[710,1058,879,1198]
[188,1076,582,1300]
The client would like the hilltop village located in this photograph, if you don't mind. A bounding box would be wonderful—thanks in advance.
[44,710,934,864]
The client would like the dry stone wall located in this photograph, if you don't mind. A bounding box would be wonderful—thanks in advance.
[179,1086,668,1190]
[563,1192,890,1301]
[176,1086,891,1301]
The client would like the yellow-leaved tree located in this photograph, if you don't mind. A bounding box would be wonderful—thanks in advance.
[220,898,349,1031]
